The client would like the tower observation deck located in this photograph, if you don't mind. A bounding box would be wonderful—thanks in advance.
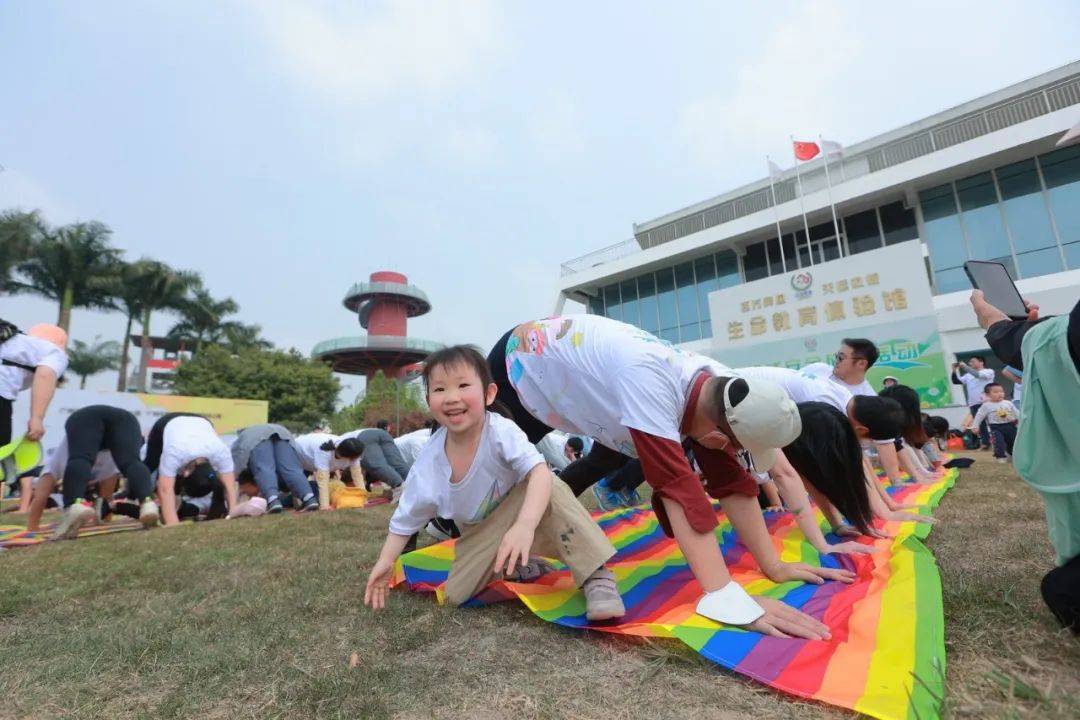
[313,271,442,379]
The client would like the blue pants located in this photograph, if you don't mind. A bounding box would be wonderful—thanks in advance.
[249,438,312,503]
[989,422,1018,458]
[969,403,991,447]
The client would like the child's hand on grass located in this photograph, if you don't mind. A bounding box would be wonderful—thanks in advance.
[494,522,534,577]
[364,558,395,610]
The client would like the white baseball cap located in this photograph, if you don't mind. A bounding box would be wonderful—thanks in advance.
[724,377,801,471]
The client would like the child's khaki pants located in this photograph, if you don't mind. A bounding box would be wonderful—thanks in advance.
[444,478,616,606]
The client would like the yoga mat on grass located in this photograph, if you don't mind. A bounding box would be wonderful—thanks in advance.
[394,470,956,720]
[0,518,144,547]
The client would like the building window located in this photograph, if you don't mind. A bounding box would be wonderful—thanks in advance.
[920,183,968,293]
[603,284,621,322]
[996,158,1063,279]
[717,250,740,288]
[1039,144,1080,269]
[766,237,786,276]
[743,242,768,282]
[844,209,881,255]
[694,255,717,339]
[674,261,699,341]
[637,273,659,333]
[879,201,918,245]
[619,279,639,328]
[955,172,1015,276]
[656,267,678,342]
[587,294,604,316]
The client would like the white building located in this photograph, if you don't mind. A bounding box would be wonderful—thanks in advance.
[554,61,1080,420]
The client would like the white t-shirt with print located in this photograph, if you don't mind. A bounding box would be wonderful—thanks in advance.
[734,365,852,414]
[0,334,68,401]
[505,314,729,458]
[44,436,119,482]
[159,416,234,477]
[389,412,545,536]
[292,432,358,473]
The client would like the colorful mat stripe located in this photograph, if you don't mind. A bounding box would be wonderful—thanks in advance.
[0,519,144,547]
[393,470,955,720]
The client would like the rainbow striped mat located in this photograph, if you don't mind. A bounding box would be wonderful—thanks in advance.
[0,519,144,547]
[393,470,956,720]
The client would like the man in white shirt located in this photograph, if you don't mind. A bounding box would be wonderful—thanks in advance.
[951,355,996,450]
[0,322,69,445]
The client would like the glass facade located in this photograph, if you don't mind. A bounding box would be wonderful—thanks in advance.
[919,144,1080,293]
[590,251,738,344]
[587,146,1080,340]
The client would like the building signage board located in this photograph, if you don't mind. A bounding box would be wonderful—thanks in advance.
[708,240,950,407]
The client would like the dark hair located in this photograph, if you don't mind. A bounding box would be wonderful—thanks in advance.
[566,436,584,453]
[425,417,439,431]
[334,438,364,459]
[850,395,906,440]
[984,382,1002,392]
[704,377,749,423]
[878,384,929,446]
[182,461,219,498]
[784,402,873,533]
[929,416,950,438]
[422,344,495,392]
[376,419,389,431]
[968,354,986,363]
[842,338,879,367]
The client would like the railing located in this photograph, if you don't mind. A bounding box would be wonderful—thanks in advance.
[311,335,445,357]
[558,72,1080,276]
[559,239,641,276]
[344,281,431,304]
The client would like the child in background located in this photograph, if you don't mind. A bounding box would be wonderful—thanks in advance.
[964,383,1020,463]
[365,345,625,621]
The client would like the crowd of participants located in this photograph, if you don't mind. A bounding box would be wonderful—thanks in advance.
[2,295,1077,634]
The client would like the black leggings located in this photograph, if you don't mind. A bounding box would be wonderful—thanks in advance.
[63,405,152,506]
[143,412,204,474]
[0,396,11,447]
[487,328,633,497]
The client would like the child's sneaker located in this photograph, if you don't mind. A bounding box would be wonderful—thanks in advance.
[51,500,95,541]
[508,557,556,582]
[139,498,160,529]
[582,567,625,621]
[266,497,284,514]
[620,487,643,508]
[592,482,623,512]
[996,457,1008,464]
[300,495,320,512]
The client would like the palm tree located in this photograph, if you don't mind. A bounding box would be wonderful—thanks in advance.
[167,287,242,353]
[67,336,122,389]
[221,322,272,353]
[127,261,199,393]
[6,217,121,332]
[0,209,40,290]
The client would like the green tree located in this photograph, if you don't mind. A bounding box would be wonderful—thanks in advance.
[329,371,428,434]
[171,345,339,431]
[66,336,122,389]
[0,209,39,289]
[6,216,121,332]
[128,262,199,393]
[168,287,242,353]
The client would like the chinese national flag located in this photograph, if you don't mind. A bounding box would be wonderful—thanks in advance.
[793,140,820,161]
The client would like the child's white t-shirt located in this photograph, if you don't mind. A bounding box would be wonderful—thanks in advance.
[292,432,357,473]
[389,412,545,536]
[734,365,852,413]
[160,416,234,477]
[505,315,729,458]
[971,400,1020,427]
[45,437,119,482]
[0,334,68,400]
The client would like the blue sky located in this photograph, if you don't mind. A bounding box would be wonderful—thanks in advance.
[3,1,1078,403]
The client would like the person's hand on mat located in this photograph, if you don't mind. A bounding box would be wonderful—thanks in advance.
[26,416,45,441]
[833,523,891,540]
[764,561,855,585]
[885,509,936,524]
[763,504,784,513]
[823,540,879,556]
[746,596,831,640]
[494,522,535,577]
[364,558,395,610]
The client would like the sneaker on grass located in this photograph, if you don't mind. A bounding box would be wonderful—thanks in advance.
[592,482,623,512]
[51,500,96,541]
[266,497,285,514]
[139,498,160,529]
[300,495,320,512]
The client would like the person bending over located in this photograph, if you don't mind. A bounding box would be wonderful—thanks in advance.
[231,423,319,513]
[145,412,237,526]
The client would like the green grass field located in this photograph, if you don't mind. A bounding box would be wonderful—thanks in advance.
[1,454,1078,720]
